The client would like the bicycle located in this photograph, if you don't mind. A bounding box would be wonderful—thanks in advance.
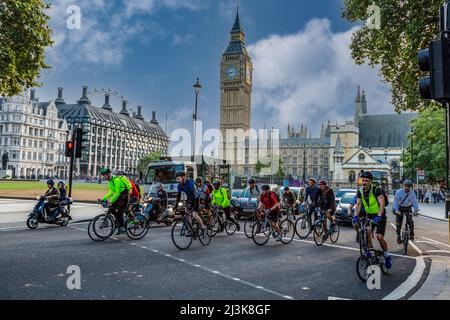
[208,205,238,237]
[244,211,257,239]
[171,208,211,250]
[312,209,340,246]
[124,203,150,240]
[356,219,388,282]
[294,203,314,239]
[251,210,294,246]
[395,210,414,255]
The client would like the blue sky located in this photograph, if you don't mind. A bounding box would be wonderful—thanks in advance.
[36,0,393,138]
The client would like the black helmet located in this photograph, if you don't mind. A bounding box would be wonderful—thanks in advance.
[284,186,290,191]
[196,177,203,183]
[248,178,255,184]
[262,184,270,191]
[403,179,413,187]
[360,171,373,180]
[319,180,327,186]
[176,171,186,177]
[100,167,111,175]
[46,179,55,186]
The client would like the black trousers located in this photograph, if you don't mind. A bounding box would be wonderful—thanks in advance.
[110,192,129,228]
[223,206,238,226]
[396,206,414,236]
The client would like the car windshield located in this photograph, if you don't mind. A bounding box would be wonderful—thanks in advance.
[336,190,354,198]
[232,190,242,197]
[146,164,184,183]
[340,194,356,204]
[240,189,256,199]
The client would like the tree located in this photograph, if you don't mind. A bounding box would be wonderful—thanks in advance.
[401,108,446,183]
[256,157,285,178]
[0,0,53,96]
[342,0,442,112]
[137,151,163,179]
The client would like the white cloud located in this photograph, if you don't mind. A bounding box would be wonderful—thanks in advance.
[247,18,393,137]
[125,0,205,17]
[172,33,195,45]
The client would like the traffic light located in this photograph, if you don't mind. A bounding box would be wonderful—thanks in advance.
[75,127,88,158]
[418,34,450,100]
[65,140,74,158]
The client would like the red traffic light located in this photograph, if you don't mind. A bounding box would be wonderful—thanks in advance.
[65,140,74,157]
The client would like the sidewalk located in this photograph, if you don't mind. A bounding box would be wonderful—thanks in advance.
[410,257,450,300]
[417,203,449,221]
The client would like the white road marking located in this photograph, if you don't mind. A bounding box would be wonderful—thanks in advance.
[328,296,351,300]
[421,236,450,248]
[389,223,422,255]
[424,250,450,254]
[382,257,426,300]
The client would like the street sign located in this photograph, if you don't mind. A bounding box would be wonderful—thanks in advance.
[417,170,425,181]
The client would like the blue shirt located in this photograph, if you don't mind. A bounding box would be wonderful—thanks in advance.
[177,179,198,202]
[305,186,319,203]
[394,189,419,212]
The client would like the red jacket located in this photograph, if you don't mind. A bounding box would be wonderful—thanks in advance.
[260,191,279,210]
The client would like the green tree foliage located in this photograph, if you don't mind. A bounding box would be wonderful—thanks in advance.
[0,0,53,96]
[256,157,285,178]
[342,0,442,112]
[401,108,446,183]
[137,151,163,178]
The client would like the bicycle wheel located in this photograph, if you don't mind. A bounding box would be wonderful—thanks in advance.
[330,221,340,244]
[402,229,409,255]
[279,218,295,244]
[208,215,220,237]
[92,214,115,239]
[88,217,107,242]
[198,227,212,246]
[171,220,193,250]
[244,216,256,238]
[359,229,367,256]
[125,214,149,240]
[356,256,372,282]
[294,216,311,239]
[225,220,237,235]
[313,224,325,246]
[251,220,270,246]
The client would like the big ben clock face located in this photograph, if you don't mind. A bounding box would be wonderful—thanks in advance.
[226,65,238,80]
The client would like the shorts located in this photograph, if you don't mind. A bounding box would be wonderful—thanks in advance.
[366,214,387,236]
[187,197,200,213]
[268,210,280,222]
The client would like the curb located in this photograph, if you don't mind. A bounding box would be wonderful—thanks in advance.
[0,195,98,204]
[418,213,449,222]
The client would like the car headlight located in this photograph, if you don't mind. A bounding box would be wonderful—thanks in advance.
[178,202,183,207]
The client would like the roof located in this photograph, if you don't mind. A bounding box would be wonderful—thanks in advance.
[281,137,330,146]
[231,9,244,33]
[224,41,247,55]
[57,103,167,138]
[358,113,417,148]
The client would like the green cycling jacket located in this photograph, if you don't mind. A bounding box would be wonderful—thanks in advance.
[102,175,131,204]
[211,187,230,208]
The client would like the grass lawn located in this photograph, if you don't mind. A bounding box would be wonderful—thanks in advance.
[0,181,109,201]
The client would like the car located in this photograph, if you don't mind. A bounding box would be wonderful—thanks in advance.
[230,189,243,214]
[233,188,259,220]
[335,188,357,205]
[335,192,357,224]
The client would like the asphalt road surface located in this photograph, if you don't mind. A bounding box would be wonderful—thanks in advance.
[2,198,442,300]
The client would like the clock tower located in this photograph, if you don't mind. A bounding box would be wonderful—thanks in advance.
[219,8,253,175]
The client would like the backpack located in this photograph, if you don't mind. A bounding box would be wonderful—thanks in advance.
[128,178,140,199]
[268,191,281,206]
[205,182,214,194]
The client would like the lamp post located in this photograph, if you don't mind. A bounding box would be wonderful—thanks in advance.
[192,78,202,164]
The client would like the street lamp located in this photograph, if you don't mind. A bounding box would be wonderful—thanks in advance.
[192,78,202,163]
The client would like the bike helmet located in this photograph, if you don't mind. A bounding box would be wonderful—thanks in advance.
[195,177,203,183]
[284,186,290,191]
[403,179,413,187]
[248,178,255,184]
[46,179,55,186]
[360,171,373,180]
[262,184,270,191]
[176,171,186,177]
[100,167,111,175]
[213,180,221,187]
[58,180,65,186]
[318,180,327,186]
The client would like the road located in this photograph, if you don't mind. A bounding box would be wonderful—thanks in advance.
[0,198,448,300]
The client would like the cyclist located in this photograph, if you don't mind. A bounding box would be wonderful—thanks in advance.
[175,171,206,231]
[127,177,141,215]
[393,180,419,243]
[353,171,392,269]
[257,185,282,241]
[316,180,337,242]
[304,178,320,222]
[282,187,297,216]
[211,180,240,231]
[246,178,262,201]
[99,168,132,235]
[43,179,60,221]
[196,177,212,222]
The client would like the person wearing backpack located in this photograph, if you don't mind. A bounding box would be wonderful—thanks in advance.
[353,171,392,269]
[127,177,141,215]
[257,185,282,241]
[316,180,337,242]
[211,180,240,231]
[393,180,419,243]
[99,167,132,235]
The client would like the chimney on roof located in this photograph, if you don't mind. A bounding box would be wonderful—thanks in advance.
[150,111,159,125]
[77,85,91,105]
[55,87,65,106]
[119,100,130,117]
[102,94,112,111]
[30,89,36,101]
[134,105,144,120]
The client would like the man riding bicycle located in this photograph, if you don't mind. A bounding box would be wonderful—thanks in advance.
[393,180,419,243]
[175,171,206,232]
[196,177,212,222]
[246,178,262,201]
[99,168,132,235]
[304,178,320,222]
[353,171,392,269]
[257,185,282,241]
[282,187,297,215]
[316,180,337,242]
[211,180,239,231]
